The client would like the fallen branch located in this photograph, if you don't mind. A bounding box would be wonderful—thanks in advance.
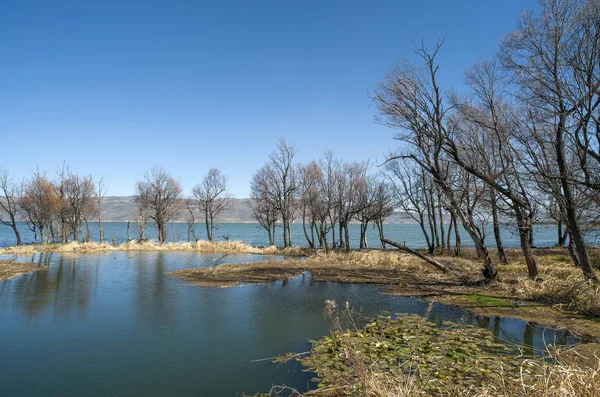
[381,238,449,273]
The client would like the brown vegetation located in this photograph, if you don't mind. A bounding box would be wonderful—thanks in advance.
[0,240,306,256]
[0,260,44,281]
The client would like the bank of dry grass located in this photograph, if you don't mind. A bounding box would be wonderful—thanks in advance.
[0,260,45,281]
[0,240,305,256]
[305,354,600,397]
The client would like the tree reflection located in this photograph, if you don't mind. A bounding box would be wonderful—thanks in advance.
[11,253,95,320]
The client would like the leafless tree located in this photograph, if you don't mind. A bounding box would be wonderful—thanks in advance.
[444,59,540,275]
[335,161,368,252]
[62,172,95,242]
[193,168,232,242]
[250,165,279,246]
[95,177,107,242]
[374,40,498,279]
[356,175,394,249]
[297,161,322,248]
[19,171,61,244]
[499,0,599,281]
[135,167,182,244]
[185,198,197,242]
[387,159,435,253]
[0,167,23,245]
[267,138,298,248]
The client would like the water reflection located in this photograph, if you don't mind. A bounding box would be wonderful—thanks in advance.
[0,252,581,397]
[8,253,96,321]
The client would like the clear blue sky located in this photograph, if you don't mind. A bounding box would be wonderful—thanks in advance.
[1,0,536,197]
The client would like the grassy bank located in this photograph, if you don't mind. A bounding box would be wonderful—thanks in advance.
[0,260,44,281]
[0,240,306,256]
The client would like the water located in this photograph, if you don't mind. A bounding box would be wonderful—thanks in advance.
[0,221,573,249]
[0,252,578,396]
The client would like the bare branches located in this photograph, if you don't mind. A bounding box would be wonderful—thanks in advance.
[135,167,182,244]
[193,168,232,242]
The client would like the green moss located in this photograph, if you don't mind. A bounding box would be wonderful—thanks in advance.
[457,294,515,307]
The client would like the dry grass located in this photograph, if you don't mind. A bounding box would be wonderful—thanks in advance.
[322,356,600,397]
[0,240,305,256]
[0,260,45,281]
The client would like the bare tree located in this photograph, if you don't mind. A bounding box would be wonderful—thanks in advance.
[135,167,182,244]
[356,175,394,249]
[444,59,540,276]
[387,159,435,253]
[297,161,322,248]
[250,165,279,246]
[267,138,298,248]
[335,161,368,252]
[193,168,232,242]
[19,171,61,244]
[0,167,23,245]
[374,40,498,279]
[96,177,107,242]
[185,198,197,242]
[500,0,599,281]
[63,172,96,242]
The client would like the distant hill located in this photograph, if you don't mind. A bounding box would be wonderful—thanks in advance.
[14,196,417,224]
[97,197,258,223]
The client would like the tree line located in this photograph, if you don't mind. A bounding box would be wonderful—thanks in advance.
[1,0,598,283]
[372,0,600,282]
[0,165,232,245]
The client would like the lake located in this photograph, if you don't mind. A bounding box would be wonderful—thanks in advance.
[0,251,578,396]
[0,221,578,249]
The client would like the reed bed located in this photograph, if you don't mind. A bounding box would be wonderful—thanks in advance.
[0,240,305,256]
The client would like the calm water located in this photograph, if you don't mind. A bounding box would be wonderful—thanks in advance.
[0,252,578,396]
[0,221,578,249]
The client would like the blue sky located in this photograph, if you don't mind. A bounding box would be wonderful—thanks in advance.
[1,0,536,197]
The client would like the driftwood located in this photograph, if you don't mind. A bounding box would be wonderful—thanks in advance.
[381,238,449,273]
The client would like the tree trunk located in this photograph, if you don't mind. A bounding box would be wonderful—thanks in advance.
[490,191,507,264]
[376,219,386,249]
[555,121,598,282]
[516,210,538,279]
[567,231,580,267]
[302,216,314,248]
[452,212,461,257]
[382,238,449,273]
[344,223,350,252]
[443,185,496,279]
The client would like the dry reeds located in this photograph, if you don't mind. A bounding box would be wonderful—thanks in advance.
[0,240,305,256]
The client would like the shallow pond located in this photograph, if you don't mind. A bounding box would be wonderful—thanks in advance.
[0,252,578,396]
